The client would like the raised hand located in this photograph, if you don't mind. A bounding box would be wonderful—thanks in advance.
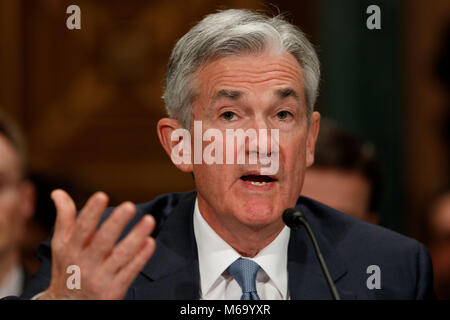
[39,189,156,299]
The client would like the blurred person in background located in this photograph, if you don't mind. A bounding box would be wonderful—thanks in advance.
[425,22,450,300]
[0,110,90,286]
[0,110,35,297]
[301,119,381,224]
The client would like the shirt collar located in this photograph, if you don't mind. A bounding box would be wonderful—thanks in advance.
[193,197,290,299]
[252,222,290,299]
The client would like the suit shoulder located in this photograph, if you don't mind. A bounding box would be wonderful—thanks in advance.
[298,197,435,299]
[100,190,195,238]
[298,196,424,253]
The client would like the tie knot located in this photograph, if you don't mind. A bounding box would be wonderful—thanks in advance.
[228,258,261,297]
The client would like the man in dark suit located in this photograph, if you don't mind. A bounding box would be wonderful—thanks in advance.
[21,9,435,300]
[21,191,434,299]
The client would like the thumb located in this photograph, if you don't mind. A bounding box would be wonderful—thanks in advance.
[51,189,77,243]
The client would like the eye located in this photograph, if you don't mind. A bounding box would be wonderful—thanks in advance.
[220,111,237,121]
[276,110,293,120]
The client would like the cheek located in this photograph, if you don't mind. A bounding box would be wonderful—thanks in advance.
[193,164,230,192]
[280,135,308,197]
[0,193,21,234]
[282,134,307,171]
[0,191,20,215]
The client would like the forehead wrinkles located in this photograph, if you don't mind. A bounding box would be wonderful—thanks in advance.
[191,55,307,122]
[195,54,304,98]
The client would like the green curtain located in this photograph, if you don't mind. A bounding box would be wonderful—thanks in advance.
[318,0,404,233]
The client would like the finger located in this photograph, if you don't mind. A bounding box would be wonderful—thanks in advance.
[102,215,155,275]
[51,189,77,244]
[87,201,137,262]
[112,237,156,293]
[70,191,109,249]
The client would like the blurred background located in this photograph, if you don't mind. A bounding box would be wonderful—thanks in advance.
[0,0,449,296]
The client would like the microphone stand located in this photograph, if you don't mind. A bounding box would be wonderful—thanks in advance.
[283,208,341,300]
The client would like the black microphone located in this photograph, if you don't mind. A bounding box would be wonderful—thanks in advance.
[283,208,341,300]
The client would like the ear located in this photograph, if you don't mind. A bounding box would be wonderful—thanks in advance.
[18,179,36,221]
[157,118,193,173]
[306,112,320,168]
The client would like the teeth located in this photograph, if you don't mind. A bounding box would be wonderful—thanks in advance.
[250,181,267,186]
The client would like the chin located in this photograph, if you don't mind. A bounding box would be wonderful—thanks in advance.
[239,200,281,226]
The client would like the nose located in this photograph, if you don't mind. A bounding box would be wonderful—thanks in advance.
[246,117,275,158]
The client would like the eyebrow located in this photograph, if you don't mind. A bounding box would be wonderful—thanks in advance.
[213,89,243,102]
[276,88,299,100]
[212,87,300,104]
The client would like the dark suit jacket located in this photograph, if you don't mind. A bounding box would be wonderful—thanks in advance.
[19,190,435,299]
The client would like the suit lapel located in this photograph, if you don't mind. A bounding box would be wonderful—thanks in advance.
[133,191,201,299]
[288,199,355,299]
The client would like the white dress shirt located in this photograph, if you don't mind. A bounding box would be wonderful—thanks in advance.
[193,198,290,300]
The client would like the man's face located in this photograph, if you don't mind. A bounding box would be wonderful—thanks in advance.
[189,52,320,237]
[0,134,31,255]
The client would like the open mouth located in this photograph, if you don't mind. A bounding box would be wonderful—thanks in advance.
[240,174,276,186]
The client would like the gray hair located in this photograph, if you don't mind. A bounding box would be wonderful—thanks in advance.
[163,9,320,128]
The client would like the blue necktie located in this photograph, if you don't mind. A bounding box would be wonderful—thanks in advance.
[228,258,261,300]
